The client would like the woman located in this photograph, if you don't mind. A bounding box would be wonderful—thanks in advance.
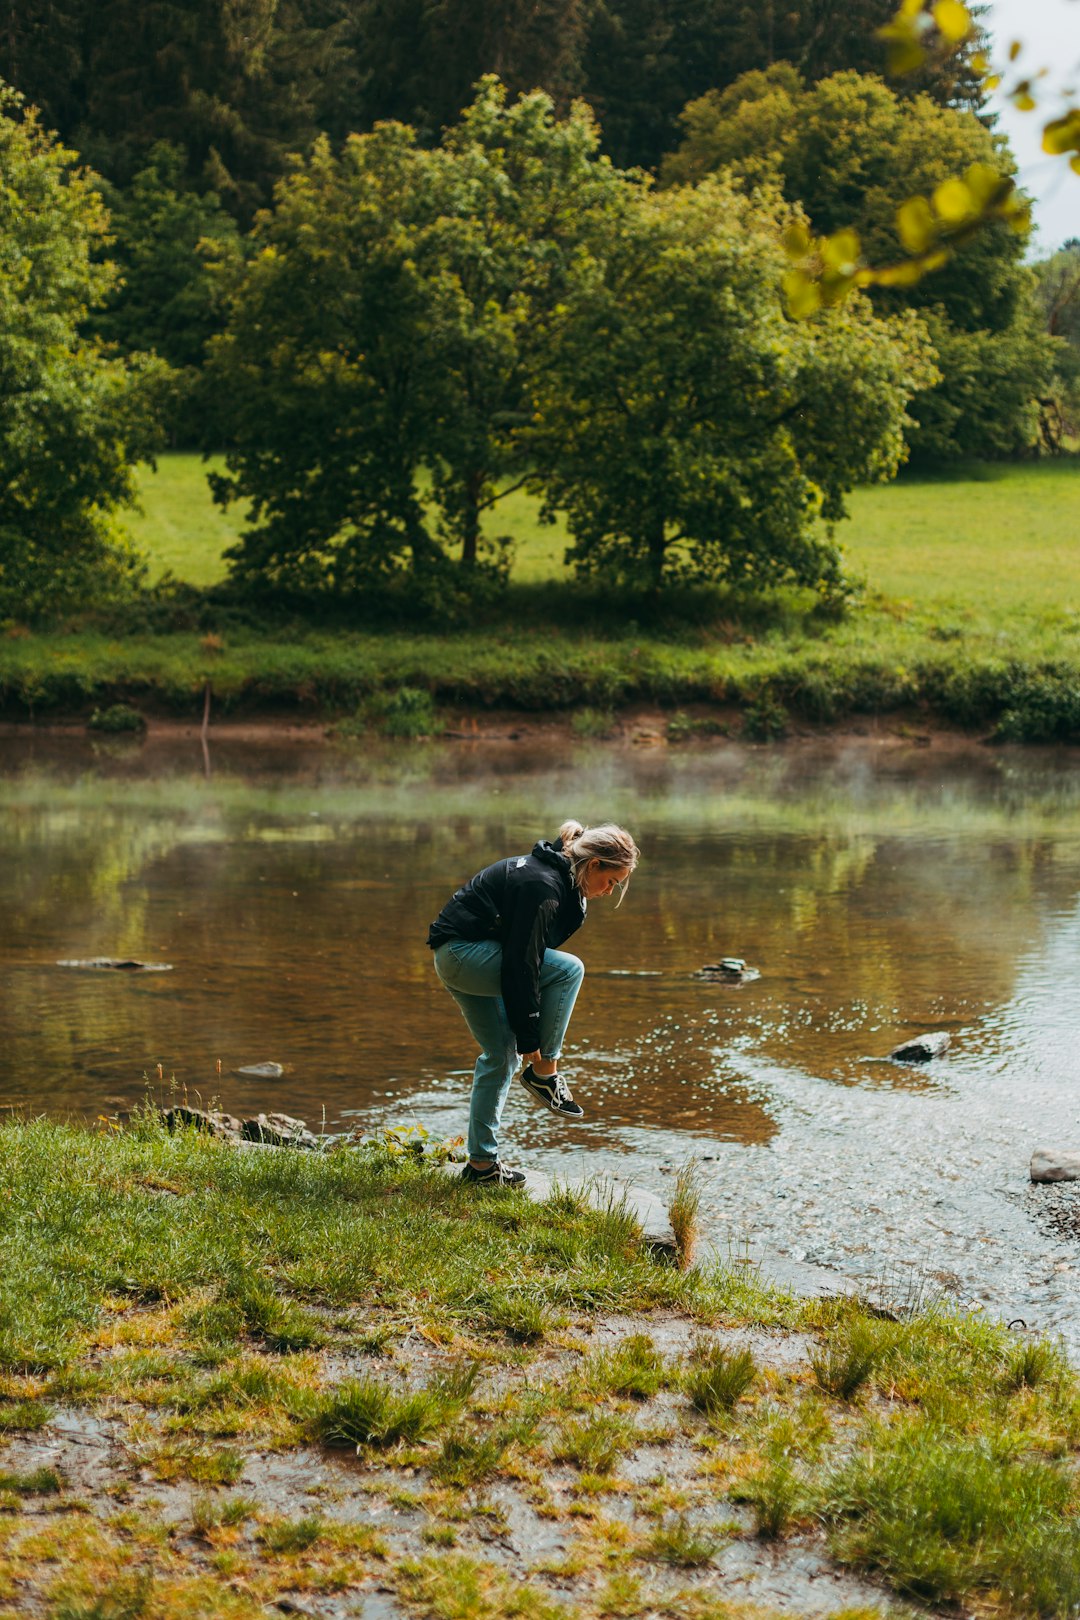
[428,820,640,1186]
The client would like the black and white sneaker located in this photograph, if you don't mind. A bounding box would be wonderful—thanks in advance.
[519,1064,585,1119]
[460,1160,527,1188]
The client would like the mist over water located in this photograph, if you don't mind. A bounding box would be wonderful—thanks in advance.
[4,730,1080,1346]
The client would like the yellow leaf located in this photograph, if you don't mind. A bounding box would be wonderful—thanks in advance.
[897,195,935,252]
[874,260,926,288]
[783,271,822,319]
[1013,87,1037,112]
[820,228,861,272]
[971,51,988,73]
[963,162,1004,205]
[898,0,925,19]
[984,74,1002,91]
[932,0,971,45]
[1008,39,1022,61]
[782,223,812,261]
[1072,155,1080,175]
[1042,109,1080,156]
[932,177,975,222]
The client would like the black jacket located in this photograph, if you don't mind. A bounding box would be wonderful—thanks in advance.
[428,839,585,1052]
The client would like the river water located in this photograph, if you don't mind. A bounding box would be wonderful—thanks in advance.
[4,729,1080,1346]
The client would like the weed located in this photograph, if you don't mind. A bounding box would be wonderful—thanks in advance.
[585,1334,667,1401]
[370,685,443,738]
[742,692,789,741]
[571,706,615,738]
[0,1399,51,1432]
[191,1493,258,1535]
[811,1320,883,1400]
[554,1414,637,1474]
[740,1454,803,1539]
[51,1571,154,1620]
[311,1375,455,1449]
[422,1522,458,1546]
[430,1428,510,1488]
[668,1158,702,1271]
[1000,1337,1067,1394]
[0,1465,62,1493]
[595,1572,646,1616]
[396,1553,568,1620]
[87,703,145,735]
[640,1512,722,1566]
[482,1291,553,1343]
[684,1340,758,1417]
[259,1514,324,1553]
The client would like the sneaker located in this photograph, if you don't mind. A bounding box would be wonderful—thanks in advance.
[460,1159,527,1188]
[518,1064,585,1119]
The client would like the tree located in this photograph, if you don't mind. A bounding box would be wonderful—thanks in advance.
[1032,241,1080,450]
[662,67,1056,460]
[209,81,631,590]
[580,0,986,172]
[90,142,240,441]
[528,176,936,590]
[0,86,158,619]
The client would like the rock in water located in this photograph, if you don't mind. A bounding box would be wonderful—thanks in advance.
[241,1112,319,1150]
[1031,1149,1080,1183]
[237,1062,285,1078]
[888,1031,951,1062]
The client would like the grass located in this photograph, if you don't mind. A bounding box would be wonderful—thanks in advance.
[1,452,1070,740]
[1,1117,1080,1619]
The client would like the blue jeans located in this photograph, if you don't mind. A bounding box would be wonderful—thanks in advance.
[433,939,585,1162]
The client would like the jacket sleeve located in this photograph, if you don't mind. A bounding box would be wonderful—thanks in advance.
[501,885,559,1054]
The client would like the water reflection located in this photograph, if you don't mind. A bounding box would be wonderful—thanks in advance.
[2,732,1080,1144]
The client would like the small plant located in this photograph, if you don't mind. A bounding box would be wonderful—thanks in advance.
[430,1428,509,1488]
[811,1320,883,1401]
[586,1334,667,1401]
[0,1400,52,1432]
[482,1290,553,1343]
[571,706,616,739]
[0,1465,62,1494]
[88,703,146,734]
[371,685,443,739]
[259,1514,324,1553]
[668,1157,702,1271]
[684,1340,758,1416]
[742,1454,802,1540]
[1000,1338,1066,1394]
[52,1573,154,1620]
[640,1512,722,1566]
[742,691,788,741]
[191,1494,258,1536]
[312,1374,456,1449]
[554,1414,637,1474]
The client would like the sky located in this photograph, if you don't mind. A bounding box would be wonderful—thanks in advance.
[983,0,1079,255]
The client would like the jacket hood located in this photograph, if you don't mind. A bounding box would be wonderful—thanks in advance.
[531,838,571,871]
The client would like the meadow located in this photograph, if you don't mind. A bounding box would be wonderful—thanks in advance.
[1,1115,1080,1619]
[2,454,1079,740]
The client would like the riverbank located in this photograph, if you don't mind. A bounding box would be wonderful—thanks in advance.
[2,1117,1080,1620]
[3,624,1080,744]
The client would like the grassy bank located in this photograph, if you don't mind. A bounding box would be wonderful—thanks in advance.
[4,456,1080,740]
[0,1117,1079,1619]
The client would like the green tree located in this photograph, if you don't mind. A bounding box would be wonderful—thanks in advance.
[1032,241,1080,450]
[528,176,936,589]
[91,142,240,442]
[209,81,630,590]
[662,67,1053,460]
[0,86,157,619]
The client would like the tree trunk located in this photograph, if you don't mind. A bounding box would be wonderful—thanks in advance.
[647,523,666,591]
[460,469,483,566]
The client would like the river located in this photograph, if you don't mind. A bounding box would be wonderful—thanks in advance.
[3,728,1080,1347]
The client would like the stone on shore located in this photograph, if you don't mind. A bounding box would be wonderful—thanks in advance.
[237,1062,285,1078]
[163,1105,243,1140]
[1031,1149,1080,1183]
[889,1031,951,1062]
[241,1112,321,1150]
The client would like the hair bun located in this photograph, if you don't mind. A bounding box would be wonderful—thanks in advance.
[557,819,585,848]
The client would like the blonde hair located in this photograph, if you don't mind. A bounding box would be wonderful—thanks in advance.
[557,820,640,905]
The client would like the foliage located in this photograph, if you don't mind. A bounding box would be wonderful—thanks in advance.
[208,81,631,593]
[0,85,159,620]
[530,175,936,588]
[91,143,240,442]
[663,66,1054,459]
[1032,240,1080,450]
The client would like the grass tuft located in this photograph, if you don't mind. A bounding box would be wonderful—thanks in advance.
[639,1512,722,1566]
[553,1414,637,1475]
[311,1374,457,1449]
[258,1514,324,1553]
[810,1319,883,1401]
[668,1158,702,1272]
[585,1333,667,1401]
[684,1340,758,1417]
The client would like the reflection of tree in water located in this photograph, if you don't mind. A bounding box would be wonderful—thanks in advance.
[2,766,1080,1137]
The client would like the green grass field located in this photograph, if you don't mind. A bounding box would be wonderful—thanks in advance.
[129,454,1080,632]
